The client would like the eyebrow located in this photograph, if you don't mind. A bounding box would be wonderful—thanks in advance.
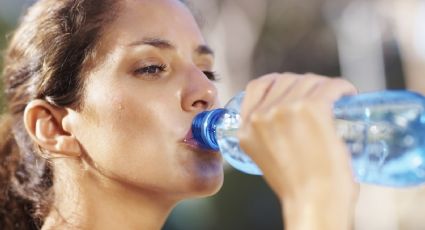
[128,38,214,56]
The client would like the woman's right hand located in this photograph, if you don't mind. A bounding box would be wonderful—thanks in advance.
[238,73,359,230]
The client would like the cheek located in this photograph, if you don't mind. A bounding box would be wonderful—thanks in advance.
[78,88,179,184]
[76,78,223,195]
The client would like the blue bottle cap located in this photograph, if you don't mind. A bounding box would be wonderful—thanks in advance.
[192,109,227,151]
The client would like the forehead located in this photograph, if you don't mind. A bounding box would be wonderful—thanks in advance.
[104,0,205,48]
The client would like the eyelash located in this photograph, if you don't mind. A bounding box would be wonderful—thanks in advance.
[203,71,219,81]
[134,64,219,82]
[134,64,167,76]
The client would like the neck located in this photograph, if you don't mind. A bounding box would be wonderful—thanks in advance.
[42,159,177,230]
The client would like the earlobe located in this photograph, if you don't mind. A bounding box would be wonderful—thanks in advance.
[24,100,82,158]
[54,136,82,157]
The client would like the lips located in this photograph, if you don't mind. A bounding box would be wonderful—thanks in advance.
[182,128,220,155]
[183,129,206,150]
[183,128,201,148]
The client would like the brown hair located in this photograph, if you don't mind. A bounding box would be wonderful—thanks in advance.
[0,0,118,228]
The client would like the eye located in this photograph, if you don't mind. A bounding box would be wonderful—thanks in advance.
[134,64,167,77]
[203,71,219,81]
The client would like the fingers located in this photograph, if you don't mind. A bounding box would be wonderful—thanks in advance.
[240,73,278,122]
[242,73,357,122]
[307,77,358,103]
[241,72,318,121]
[258,74,299,108]
[238,72,358,214]
[278,73,328,103]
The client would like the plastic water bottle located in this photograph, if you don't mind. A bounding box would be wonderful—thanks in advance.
[191,90,425,187]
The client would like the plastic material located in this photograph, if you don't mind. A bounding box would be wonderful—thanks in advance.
[192,90,425,187]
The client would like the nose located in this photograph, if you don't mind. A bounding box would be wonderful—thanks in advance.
[181,65,218,113]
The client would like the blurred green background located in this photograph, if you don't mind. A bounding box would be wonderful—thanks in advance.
[2,0,425,229]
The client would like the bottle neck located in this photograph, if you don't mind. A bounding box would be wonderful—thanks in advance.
[191,109,227,151]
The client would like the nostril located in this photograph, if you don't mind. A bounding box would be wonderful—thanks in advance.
[192,100,208,110]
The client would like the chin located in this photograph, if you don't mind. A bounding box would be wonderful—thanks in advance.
[183,158,224,198]
[188,170,224,198]
[176,144,224,198]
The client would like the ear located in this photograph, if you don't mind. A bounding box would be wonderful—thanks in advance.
[23,99,82,157]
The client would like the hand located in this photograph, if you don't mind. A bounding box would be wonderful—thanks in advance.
[238,73,358,230]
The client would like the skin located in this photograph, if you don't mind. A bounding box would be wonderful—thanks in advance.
[239,74,359,230]
[26,0,222,229]
[23,0,358,229]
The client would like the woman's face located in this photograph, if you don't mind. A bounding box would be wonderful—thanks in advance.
[68,0,223,199]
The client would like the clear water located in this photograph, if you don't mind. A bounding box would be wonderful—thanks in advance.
[334,97,425,187]
[214,92,263,175]
[213,91,425,187]
[216,111,262,175]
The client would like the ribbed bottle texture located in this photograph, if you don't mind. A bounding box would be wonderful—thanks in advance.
[192,91,425,187]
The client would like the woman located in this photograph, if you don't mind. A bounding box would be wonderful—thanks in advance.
[0,0,357,229]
